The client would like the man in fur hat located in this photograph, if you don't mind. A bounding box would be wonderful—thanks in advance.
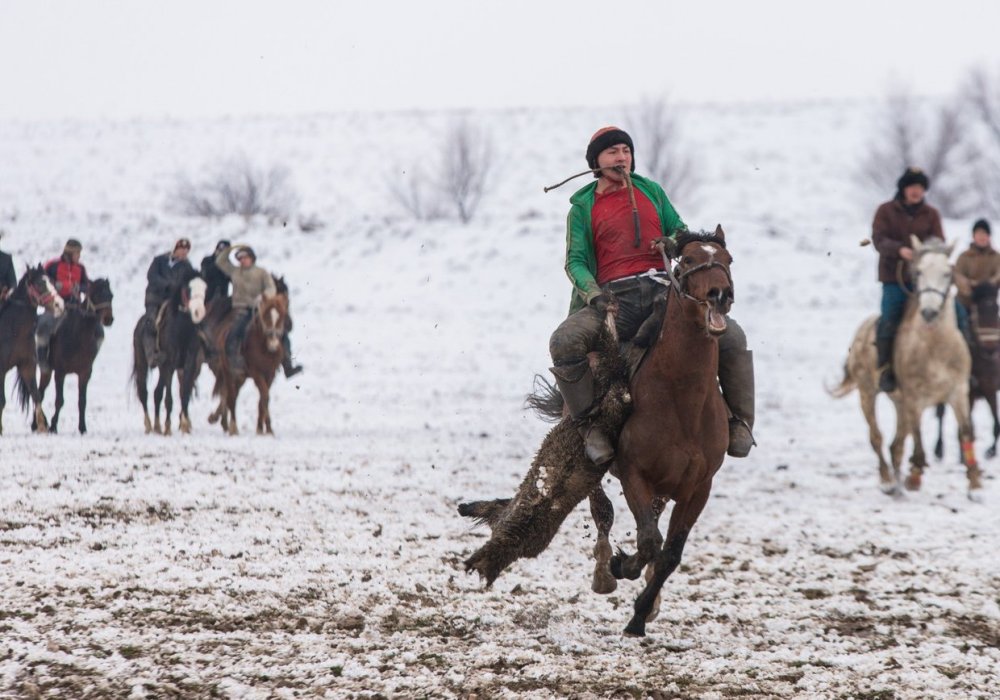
[955,219,1000,311]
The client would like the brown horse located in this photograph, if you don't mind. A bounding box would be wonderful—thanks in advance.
[934,281,1000,459]
[207,293,288,435]
[36,278,114,434]
[0,266,63,433]
[606,228,734,636]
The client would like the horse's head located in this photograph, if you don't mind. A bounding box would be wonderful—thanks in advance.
[87,278,114,326]
[673,226,734,336]
[23,264,64,317]
[257,294,288,353]
[911,235,955,324]
[184,276,208,324]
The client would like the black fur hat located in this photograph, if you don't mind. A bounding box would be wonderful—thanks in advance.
[897,166,930,192]
[586,126,635,177]
[973,218,991,236]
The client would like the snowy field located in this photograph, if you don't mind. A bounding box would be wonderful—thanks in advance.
[1,102,999,698]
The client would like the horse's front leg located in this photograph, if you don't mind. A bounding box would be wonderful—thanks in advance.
[906,417,930,491]
[987,391,1000,459]
[33,369,52,432]
[17,363,47,434]
[610,468,663,582]
[933,403,946,460]
[886,402,913,496]
[859,387,893,487]
[77,371,90,435]
[50,372,66,434]
[949,388,982,495]
[226,376,242,436]
[588,485,616,594]
[163,371,174,436]
[252,374,272,435]
[623,481,710,637]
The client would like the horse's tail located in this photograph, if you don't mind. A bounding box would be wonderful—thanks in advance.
[13,372,32,413]
[525,374,564,422]
[828,361,858,398]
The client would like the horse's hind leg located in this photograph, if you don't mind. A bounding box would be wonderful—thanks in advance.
[934,403,946,460]
[859,388,893,489]
[987,392,1000,459]
[589,485,617,594]
[50,372,65,434]
[153,374,165,434]
[77,372,90,435]
[163,373,174,436]
[624,485,709,637]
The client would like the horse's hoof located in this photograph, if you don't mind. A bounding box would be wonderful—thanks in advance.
[987,447,997,459]
[622,619,646,637]
[904,472,922,491]
[591,572,618,595]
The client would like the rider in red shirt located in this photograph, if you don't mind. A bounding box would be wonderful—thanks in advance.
[37,239,90,371]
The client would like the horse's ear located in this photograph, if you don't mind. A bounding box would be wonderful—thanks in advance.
[714,224,725,242]
[910,235,922,252]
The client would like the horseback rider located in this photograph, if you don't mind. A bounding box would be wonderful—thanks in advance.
[142,238,195,367]
[200,239,232,302]
[955,219,1000,311]
[549,126,755,466]
[215,244,302,377]
[0,232,15,302]
[872,167,972,392]
[36,239,89,372]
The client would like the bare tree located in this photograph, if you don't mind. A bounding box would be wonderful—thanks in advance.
[626,95,700,205]
[438,119,495,224]
[857,88,972,217]
[170,154,299,224]
[384,164,447,221]
[964,66,1000,218]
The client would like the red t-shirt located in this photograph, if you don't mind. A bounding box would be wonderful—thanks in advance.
[591,187,664,284]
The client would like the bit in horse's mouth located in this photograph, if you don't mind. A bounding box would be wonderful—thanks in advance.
[707,306,728,335]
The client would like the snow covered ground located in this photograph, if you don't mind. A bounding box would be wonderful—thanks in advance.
[1,101,999,698]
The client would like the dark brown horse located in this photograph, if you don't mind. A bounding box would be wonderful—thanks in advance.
[36,278,114,434]
[207,292,288,435]
[0,266,63,433]
[608,228,734,636]
[131,273,208,435]
[935,281,1000,459]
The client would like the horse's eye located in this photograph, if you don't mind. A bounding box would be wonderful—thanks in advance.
[682,257,693,265]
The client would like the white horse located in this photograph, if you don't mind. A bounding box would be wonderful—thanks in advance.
[832,235,983,497]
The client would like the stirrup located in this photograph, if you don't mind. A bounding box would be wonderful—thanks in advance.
[877,365,897,393]
[581,424,615,467]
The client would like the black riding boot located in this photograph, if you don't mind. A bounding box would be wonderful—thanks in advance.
[719,348,756,457]
[875,336,896,393]
[281,334,303,378]
[552,360,615,467]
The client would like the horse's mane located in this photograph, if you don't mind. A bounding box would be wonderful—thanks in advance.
[674,231,727,253]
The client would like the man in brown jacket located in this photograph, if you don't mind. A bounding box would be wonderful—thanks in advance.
[955,219,1000,310]
[871,167,945,392]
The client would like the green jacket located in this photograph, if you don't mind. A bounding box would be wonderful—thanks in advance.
[564,173,685,314]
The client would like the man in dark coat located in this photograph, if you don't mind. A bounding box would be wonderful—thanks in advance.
[200,239,231,302]
[141,238,195,366]
[871,167,945,392]
[0,234,16,301]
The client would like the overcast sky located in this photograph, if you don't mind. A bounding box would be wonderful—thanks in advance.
[1,0,997,119]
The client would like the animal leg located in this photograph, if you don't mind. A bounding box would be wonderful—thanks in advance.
[252,375,272,435]
[610,471,663,581]
[163,375,173,436]
[905,418,929,491]
[153,376,165,434]
[987,392,1000,459]
[33,370,52,432]
[859,388,892,487]
[623,481,710,637]
[934,403,946,460]
[588,485,617,595]
[17,363,48,434]
[886,404,913,496]
[77,371,90,434]
[51,372,65,434]
[950,389,982,495]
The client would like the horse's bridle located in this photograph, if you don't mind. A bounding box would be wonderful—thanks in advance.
[909,254,953,315]
[658,244,734,309]
[26,279,56,308]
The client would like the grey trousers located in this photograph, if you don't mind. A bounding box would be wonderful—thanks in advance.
[549,277,747,368]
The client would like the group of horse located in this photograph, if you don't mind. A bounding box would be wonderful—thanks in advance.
[460,229,994,637]
[0,265,291,437]
[133,268,292,437]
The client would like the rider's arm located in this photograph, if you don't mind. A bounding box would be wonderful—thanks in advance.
[871,204,903,258]
[564,205,601,305]
[215,247,238,277]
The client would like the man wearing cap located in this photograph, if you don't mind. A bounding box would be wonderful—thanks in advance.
[955,219,1000,311]
[215,244,302,377]
[871,167,946,392]
[37,239,90,371]
[0,232,15,301]
[548,126,755,466]
[201,239,232,302]
[141,238,195,367]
